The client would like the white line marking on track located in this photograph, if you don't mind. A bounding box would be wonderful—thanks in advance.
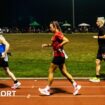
[0,95,105,98]
[20,85,105,89]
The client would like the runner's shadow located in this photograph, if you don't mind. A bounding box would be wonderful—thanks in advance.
[51,87,72,95]
[0,83,10,88]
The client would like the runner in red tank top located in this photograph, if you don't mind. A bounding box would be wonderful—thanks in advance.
[39,21,81,96]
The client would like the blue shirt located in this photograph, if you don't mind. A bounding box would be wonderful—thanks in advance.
[0,44,5,53]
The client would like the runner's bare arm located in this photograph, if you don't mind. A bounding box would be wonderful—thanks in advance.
[98,35,105,39]
[60,36,69,46]
[93,35,105,39]
[42,43,52,48]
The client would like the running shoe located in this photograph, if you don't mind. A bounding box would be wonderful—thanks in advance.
[73,85,81,95]
[11,82,21,89]
[38,88,50,96]
[89,77,100,82]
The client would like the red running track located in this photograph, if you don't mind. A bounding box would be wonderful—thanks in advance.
[0,79,105,105]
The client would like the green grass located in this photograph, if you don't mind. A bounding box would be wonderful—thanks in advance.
[0,33,105,77]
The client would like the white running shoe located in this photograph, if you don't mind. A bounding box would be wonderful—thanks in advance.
[11,82,21,89]
[39,88,50,96]
[73,85,81,95]
[89,77,100,82]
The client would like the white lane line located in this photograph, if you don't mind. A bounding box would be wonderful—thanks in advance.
[0,95,105,98]
[20,86,105,88]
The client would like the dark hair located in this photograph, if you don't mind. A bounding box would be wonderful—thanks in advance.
[50,21,62,32]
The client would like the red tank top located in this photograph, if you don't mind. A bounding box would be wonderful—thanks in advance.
[51,32,65,57]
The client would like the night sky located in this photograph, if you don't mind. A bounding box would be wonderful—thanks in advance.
[0,0,105,27]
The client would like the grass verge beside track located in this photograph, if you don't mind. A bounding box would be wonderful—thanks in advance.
[0,33,105,77]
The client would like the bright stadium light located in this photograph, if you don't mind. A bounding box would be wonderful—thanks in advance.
[72,0,75,29]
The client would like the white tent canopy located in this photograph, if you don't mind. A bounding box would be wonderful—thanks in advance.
[62,23,71,27]
[78,23,90,27]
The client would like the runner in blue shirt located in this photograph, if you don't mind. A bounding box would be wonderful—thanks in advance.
[0,35,21,89]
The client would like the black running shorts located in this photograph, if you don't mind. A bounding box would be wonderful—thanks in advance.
[0,58,8,67]
[97,46,105,60]
[52,56,65,65]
